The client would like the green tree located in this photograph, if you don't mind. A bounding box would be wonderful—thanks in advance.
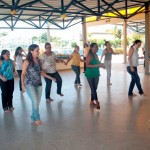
[61,40,69,47]
[0,32,8,37]
[32,36,39,43]
[71,42,77,48]
[132,33,144,42]
[97,39,105,47]
[41,32,48,43]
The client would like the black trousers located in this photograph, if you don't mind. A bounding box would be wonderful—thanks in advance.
[0,79,14,110]
[17,70,22,91]
[84,57,86,72]
[87,77,99,101]
[44,72,62,99]
[127,66,144,95]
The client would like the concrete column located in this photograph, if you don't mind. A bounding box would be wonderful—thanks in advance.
[123,19,127,64]
[47,22,50,42]
[145,2,150,75]
[82,17,87,44]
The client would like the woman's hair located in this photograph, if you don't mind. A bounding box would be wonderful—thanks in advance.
[84,43,88,48]
[132,40,141,47]
[89,42,98,57]
[45,42,51,49]
[105,41,110,46]
[26,44,39,65]
[0,49,9,61]
[15,47,22,56]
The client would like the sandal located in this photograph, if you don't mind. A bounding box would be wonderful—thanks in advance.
[46,98,53,102]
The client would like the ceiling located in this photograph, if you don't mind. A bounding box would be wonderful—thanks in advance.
[0,0,149,30]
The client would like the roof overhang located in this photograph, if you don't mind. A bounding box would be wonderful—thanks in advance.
[0,0,149,30]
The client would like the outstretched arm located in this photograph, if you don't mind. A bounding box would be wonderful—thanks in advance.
[65,54,73,65]
[100,49,107,62]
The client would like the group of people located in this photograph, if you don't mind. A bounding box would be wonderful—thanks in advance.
[0,39,144,126]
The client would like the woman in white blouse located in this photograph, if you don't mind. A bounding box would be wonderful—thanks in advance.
[14,47,26,91]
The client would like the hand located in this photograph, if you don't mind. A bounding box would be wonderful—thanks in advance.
[130,66,134,72]
[65,62,68,66]
[52,77,56,82]
[99,63,105,69]
[14,71,18,77]
[22,84,26,92]
[1,77,7,82]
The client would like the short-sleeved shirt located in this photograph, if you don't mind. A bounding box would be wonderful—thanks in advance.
[25,59,42,86]
[15,55,23,70]
[0,59,14,80]
[71,52,81,66]
[40,52,57,73]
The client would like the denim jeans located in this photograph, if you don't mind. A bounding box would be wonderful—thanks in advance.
[87,77,99,101]
[44,72,62,99]
[127,66,144,95]
[71,65,81,84]
[26,85,42,121]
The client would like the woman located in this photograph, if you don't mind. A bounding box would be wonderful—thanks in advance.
[0,50,15,112]
[66,46,84,87]
[127,40,144,96]
[14,46,26,91]
[40,42,65,102]
[85,43,105,109]
[83,43,90,72]
[101,41,118,85]
[21,44,56,126]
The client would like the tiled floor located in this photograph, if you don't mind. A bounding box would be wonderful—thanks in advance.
[0,65,150,150]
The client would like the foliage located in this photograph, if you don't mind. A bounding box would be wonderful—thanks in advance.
[97,39,106,47]
[114,48,123,54]
[41,32,48,43]
[71,42,77,48]
[132,33,144,43]
[0,32,8,37]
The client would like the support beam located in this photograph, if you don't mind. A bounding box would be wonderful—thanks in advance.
[145,2,150,75]
[123,19,127,64]
[47,22,50,42]
[82,17,87,44]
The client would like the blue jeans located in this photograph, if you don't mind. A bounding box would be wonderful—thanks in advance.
[87,77,99,101]
[71,65,81,84]
[26,85,42,121]
[127,66,144,95]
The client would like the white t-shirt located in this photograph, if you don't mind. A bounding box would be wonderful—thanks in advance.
[15,55,23,70]
[40,52,57,73]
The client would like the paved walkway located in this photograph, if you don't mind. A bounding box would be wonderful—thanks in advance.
[0,66,150,150]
